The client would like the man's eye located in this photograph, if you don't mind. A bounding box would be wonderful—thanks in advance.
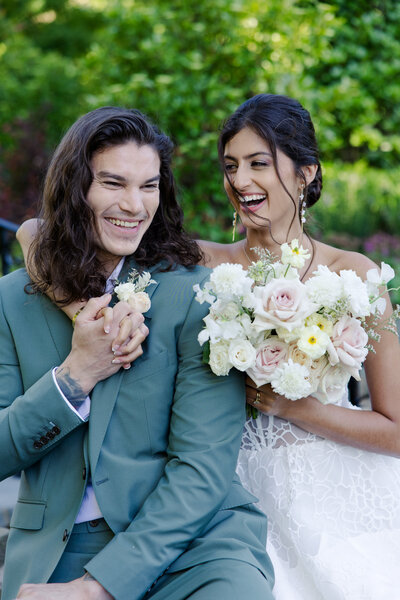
[103,181,121,187]
[144,183,159,189]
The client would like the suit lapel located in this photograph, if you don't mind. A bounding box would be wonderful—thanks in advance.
[89,258,160,472]
[39,295,73,363]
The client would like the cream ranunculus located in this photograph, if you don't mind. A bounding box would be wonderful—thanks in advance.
[297,325,331,359]
[287,342,313,368]
[228,339,257,372]
[253,278,316,333]
[209,340,232,376]
[127,291,151,313]
[246,336,289,386]
[327,315,368,378]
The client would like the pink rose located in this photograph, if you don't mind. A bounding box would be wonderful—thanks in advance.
[253,278,316,333]
[247,336,288,387]
[327,316,368,378]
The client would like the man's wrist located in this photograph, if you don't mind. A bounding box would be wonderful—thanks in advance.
[56,361,95,400]
[82,573,114,600]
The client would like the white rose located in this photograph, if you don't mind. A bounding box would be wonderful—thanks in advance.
[209,341,232,376]
[339,269,371,318]
[127,291,151,313]
[228,339,257,372]
[253,278,316,332]
[114,282,137,303]
[246,336,289,386]
[314,364,350,405]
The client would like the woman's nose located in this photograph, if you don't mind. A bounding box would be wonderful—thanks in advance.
[232,165,251,191]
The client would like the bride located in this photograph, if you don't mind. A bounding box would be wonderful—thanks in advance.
[17,94,400,598]
[197,94,400,599]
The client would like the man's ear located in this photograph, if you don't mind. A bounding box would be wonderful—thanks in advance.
[301,164,318,186]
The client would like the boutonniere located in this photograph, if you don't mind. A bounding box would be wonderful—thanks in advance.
[114,269,156,313]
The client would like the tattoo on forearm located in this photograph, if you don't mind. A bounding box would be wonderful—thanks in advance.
[56,366,86,408]
[83,572,96,582]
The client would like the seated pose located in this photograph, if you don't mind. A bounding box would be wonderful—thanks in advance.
[198,94,400,599]
[2,106,274,600]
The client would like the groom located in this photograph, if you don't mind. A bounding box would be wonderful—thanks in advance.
[0,107,274,600]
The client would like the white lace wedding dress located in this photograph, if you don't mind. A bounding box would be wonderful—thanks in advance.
[237,393,400,599]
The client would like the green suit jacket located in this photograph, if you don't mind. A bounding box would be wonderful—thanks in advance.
[0,261,273,600]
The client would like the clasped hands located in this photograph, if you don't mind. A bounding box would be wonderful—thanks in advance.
[13,574,113,600]
[59,294,148,396]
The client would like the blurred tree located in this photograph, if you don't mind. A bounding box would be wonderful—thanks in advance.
[0,0,399,242]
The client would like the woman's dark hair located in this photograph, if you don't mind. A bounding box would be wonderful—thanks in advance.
[218,94,322,235]
[29,106,202,303]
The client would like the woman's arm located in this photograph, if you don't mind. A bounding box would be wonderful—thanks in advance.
[247,254,400,457]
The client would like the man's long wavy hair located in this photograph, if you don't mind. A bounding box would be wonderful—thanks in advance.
[29,106,202,303]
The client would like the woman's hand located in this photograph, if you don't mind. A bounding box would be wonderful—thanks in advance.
[246,376,291,417]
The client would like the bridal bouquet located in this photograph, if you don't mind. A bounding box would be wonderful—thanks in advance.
[194,241,399,404]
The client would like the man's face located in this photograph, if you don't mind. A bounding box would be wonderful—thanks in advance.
[87,141,161,275]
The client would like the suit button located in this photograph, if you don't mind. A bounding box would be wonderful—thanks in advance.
[62,529,69,542]
[39,436,49,445]
[89,520,100,527]
[33,441,43,449]
[52,425,61,435]
[46,431,55,440]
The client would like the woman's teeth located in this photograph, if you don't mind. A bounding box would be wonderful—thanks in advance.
[107,218,138,228]
[240,194,266,206]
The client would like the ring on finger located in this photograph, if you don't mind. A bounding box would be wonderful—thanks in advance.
[253,391,261,406]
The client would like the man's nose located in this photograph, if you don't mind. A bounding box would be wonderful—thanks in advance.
[118,188,144,213]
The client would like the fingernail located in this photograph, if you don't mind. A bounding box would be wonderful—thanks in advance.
[104,326,110,334]
[112,345,120,352]
[112,358,121,364]
[113,350,122,356]
[123,363,131,370]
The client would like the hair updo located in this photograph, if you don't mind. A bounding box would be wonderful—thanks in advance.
[218,94,322,209]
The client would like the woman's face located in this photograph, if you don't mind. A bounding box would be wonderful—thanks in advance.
[223,127,302,232]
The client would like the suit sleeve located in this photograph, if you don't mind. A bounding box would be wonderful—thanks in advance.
[0,290,85,480]
[86,274,246,600]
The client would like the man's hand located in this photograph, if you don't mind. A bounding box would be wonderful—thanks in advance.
[15,574,113,600]
[57,295,148,398]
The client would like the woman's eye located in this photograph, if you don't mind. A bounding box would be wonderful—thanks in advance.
[225,164,237,172]
[251,161,268,168]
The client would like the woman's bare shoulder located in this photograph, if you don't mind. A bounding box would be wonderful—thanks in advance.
[197,239,245,268]
[312,239,377,279]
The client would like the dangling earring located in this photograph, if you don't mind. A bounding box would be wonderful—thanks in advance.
[299,186,306,231]
[232,210,237,242]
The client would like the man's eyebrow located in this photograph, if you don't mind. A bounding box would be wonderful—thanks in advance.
[224,152,272,160]
[95,172,161,183]
[145,175,161,183]
[96,171,127,181]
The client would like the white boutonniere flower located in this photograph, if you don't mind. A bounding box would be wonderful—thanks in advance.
[114,269,156,313]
